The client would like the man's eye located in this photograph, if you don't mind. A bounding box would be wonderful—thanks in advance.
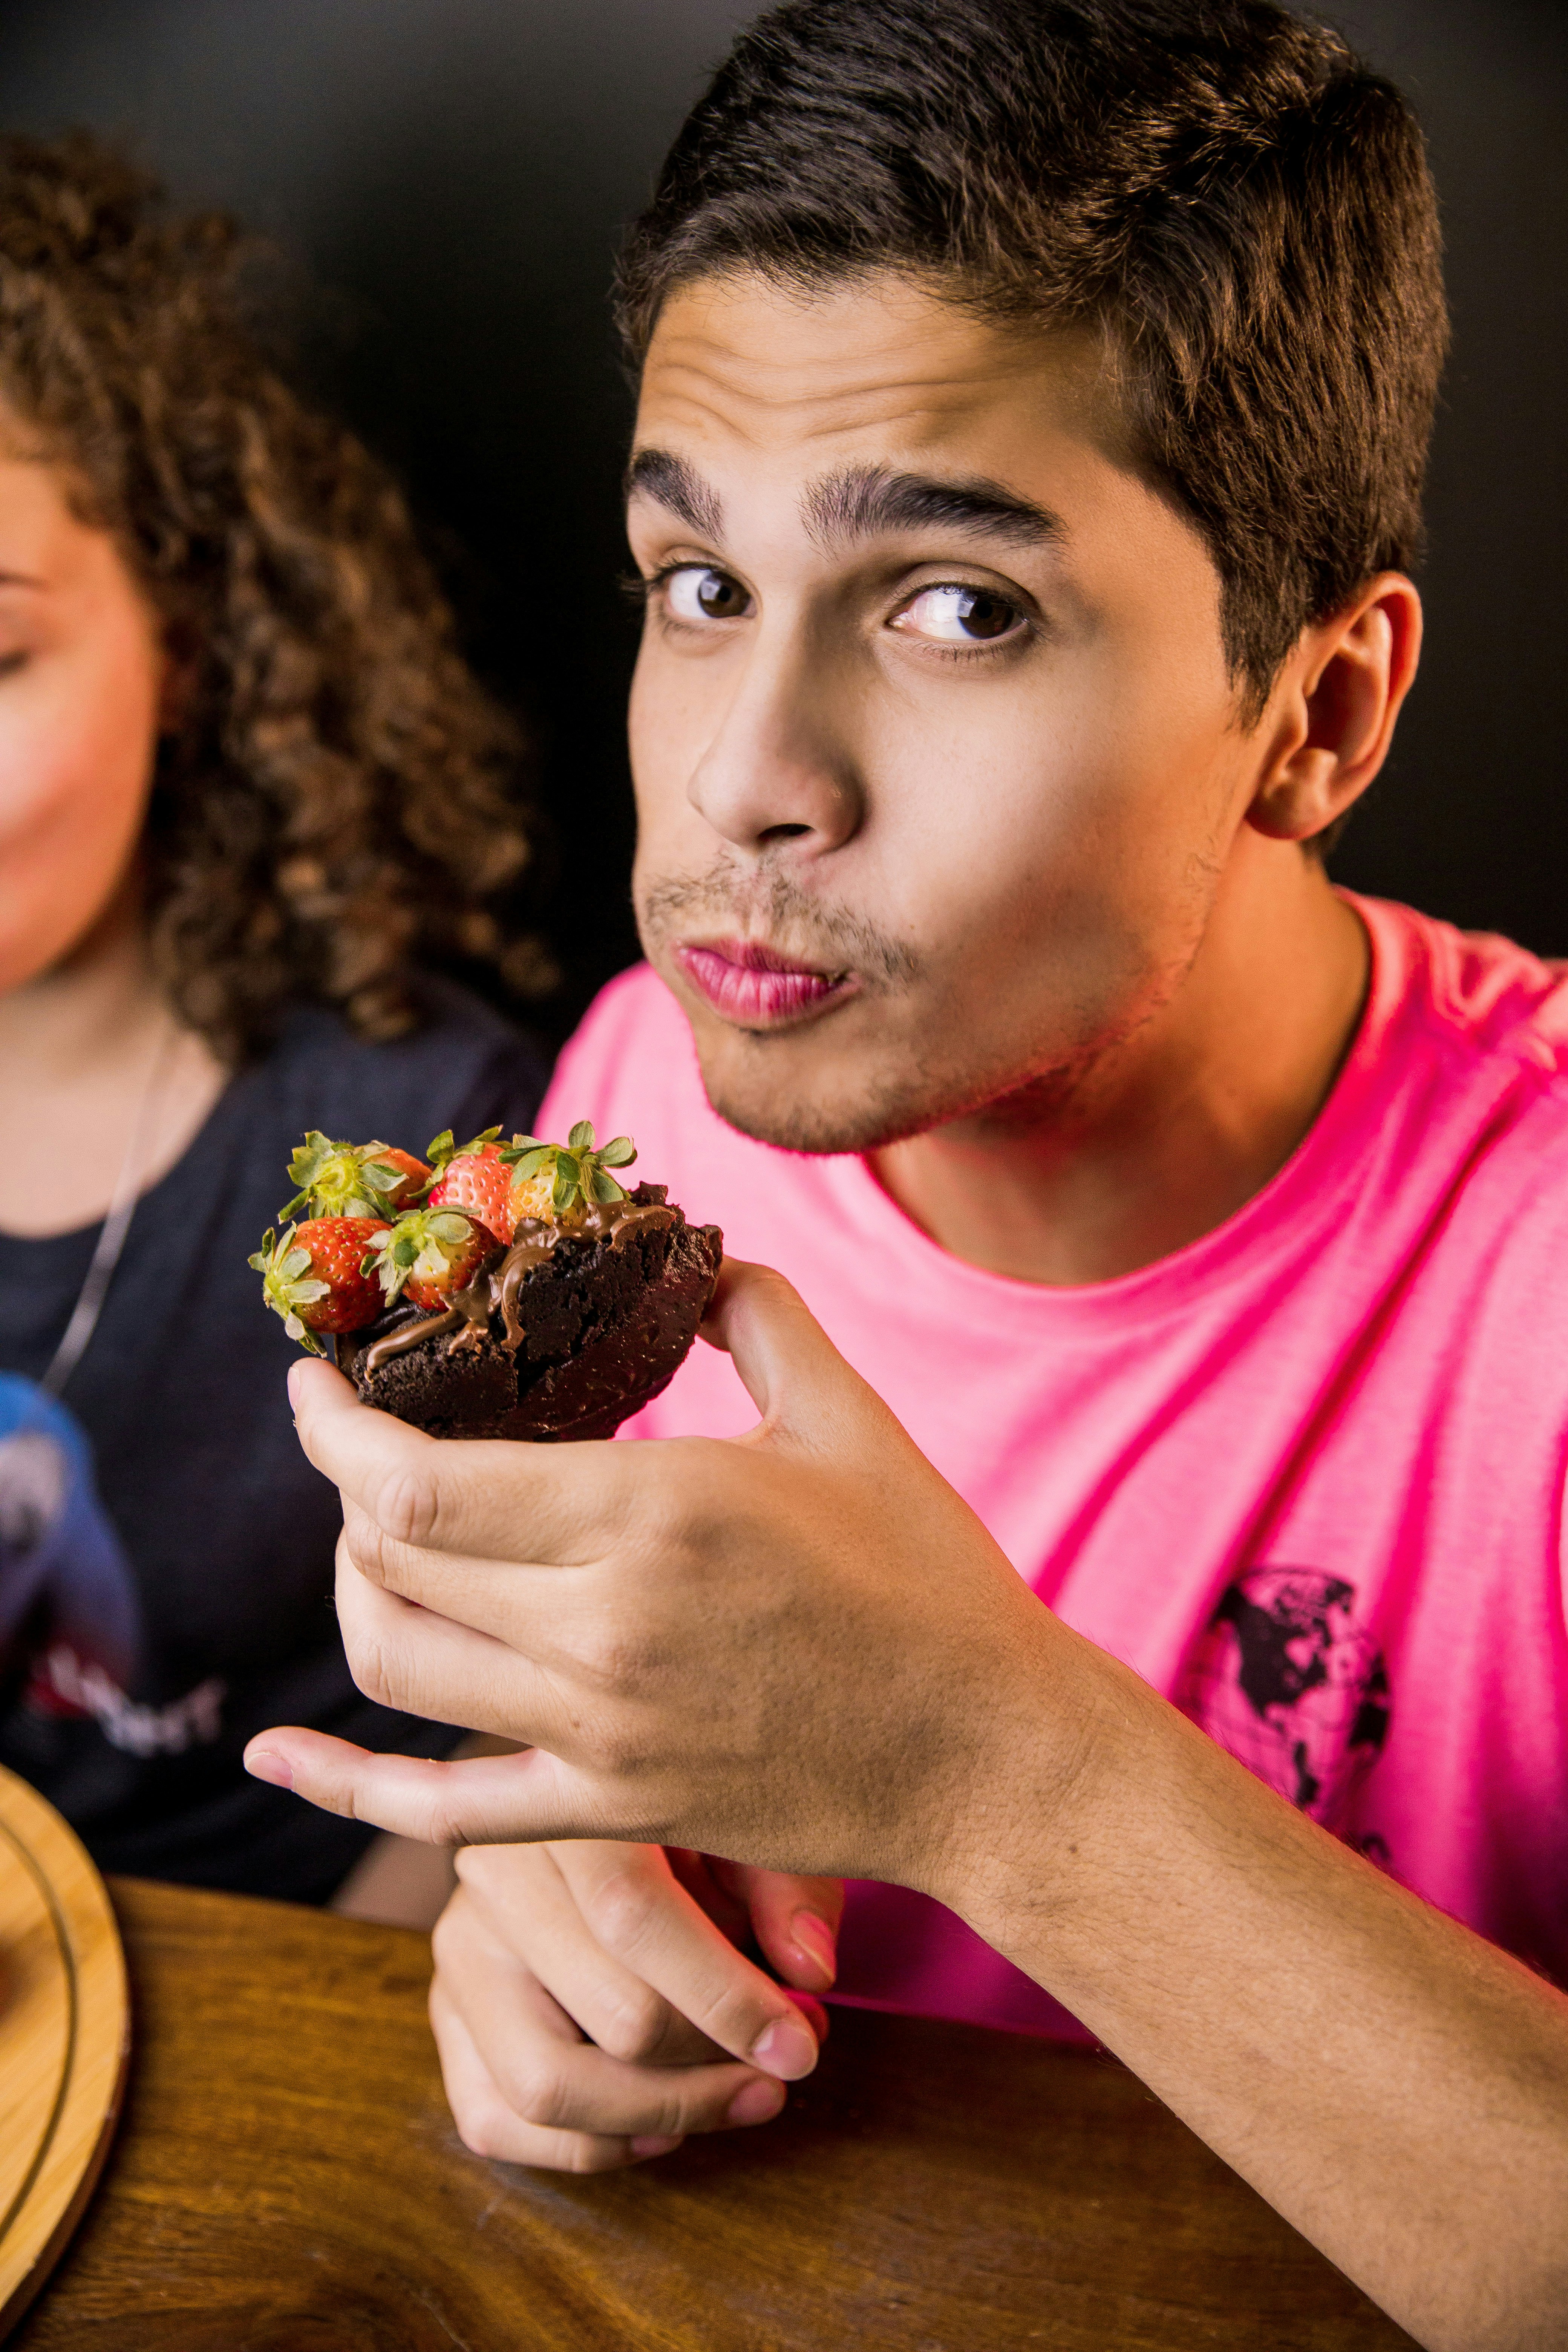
[891,585,1024,644]
[664,566,753,623]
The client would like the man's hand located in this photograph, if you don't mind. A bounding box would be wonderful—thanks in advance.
[245,1258,1070,1896]
[429,1842,841,2172]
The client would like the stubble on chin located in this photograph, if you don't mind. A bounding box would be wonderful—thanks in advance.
[695,1012,1119,1159]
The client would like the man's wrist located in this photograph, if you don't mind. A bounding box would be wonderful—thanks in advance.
[910,1605,1130,1941]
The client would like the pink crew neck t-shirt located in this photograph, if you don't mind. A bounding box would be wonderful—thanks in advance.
[537,896,1568,2037]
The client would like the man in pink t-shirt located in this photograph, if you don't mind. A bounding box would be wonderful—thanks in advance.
[250,2,1568,2337]
[527,893,1568,2043]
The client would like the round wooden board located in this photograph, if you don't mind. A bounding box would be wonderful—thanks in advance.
[0,1765,128,2343]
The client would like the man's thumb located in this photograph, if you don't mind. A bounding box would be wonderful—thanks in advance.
[700,1257,872,1441]
[243,1727,574,1847]
[735,1864,845,1993]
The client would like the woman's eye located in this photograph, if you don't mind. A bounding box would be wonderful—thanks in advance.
[663,566,753,623]
[892,585,1024,644]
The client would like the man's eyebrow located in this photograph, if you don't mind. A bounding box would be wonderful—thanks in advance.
[624,447,724,541]
[802,464,1064,552]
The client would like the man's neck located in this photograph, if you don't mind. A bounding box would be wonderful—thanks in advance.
[870,852,1369,1286]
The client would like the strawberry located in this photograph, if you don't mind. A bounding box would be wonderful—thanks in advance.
[370,1146,432,1203]
[425,1128,516,1244]
[250,1217,391,1355]
[280,1131,430,1223]
[501,1121,637,1225]
[368,1208,499,1309]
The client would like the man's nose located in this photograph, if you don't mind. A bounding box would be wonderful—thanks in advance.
[685,622,864,858]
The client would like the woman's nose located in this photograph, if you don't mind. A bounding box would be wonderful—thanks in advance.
[685,625,864,858]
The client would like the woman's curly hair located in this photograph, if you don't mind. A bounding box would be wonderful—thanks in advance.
[0,130,553,1061]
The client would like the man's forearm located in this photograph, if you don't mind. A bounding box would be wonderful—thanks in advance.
[941,1629,1568,2352]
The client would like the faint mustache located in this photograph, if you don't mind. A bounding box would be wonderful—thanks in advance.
[637,860,921,990]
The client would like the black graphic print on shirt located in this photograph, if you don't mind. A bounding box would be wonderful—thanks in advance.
[1178,1565,1390,1829]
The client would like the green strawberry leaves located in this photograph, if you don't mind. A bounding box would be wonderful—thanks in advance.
[367,1209,483,1304]
[422,1126,503,1185]
[501,1121,637,1217]
[280,1131,410,1222]
[262,1124,640,1340]
[249,1225,330,1355]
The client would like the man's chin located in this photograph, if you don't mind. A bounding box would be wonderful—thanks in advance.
[701,1083,879,1156]
[691,1032,939,1158]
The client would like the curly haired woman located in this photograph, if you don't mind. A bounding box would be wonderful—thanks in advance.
[0,133,548,1914]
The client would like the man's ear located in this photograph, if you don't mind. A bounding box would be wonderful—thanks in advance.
[1246,574,1423,844]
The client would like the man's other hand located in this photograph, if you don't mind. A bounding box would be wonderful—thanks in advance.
[429,1842,839,2172]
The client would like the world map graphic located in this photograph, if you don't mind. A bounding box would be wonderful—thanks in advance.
[1178,1565,1390,1828]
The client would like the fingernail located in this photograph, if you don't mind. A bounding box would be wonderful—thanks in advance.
[245,1747,294,1790]
[749,2015,819,2080]
[788,1909,838,1988]
[788,1993,829,2044]
[629,2134,683,2160]
[726,2076,786,2127]
[286,1363,303,1408]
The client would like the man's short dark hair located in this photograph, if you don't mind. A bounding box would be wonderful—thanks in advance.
[619,0,1448,726]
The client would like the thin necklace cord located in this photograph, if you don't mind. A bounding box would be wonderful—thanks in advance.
[40,1014,180,1400]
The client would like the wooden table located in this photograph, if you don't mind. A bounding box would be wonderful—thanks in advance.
[14,1877,1415,2351]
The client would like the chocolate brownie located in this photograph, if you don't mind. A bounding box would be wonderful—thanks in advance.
[335,1185,723,1441]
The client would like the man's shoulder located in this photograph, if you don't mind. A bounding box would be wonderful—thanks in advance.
[555,961,692,1057]
[1356,904,1568,1304]
[1363,894,1568,1078]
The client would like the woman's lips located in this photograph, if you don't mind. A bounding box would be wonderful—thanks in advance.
[674,939,856,1027]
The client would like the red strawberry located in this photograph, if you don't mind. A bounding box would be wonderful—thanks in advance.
[250,1217,390,1355]
[427,1141,517,1245]
[368,1208,499,1309]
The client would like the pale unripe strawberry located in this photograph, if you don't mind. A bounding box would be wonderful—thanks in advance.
[506,1164,564,1226]
[501,1121,637,1225]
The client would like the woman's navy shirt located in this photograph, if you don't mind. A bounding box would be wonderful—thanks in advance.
[0,976,547,1900]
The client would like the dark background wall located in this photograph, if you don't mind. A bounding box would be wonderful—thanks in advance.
[0,0,1563,1028]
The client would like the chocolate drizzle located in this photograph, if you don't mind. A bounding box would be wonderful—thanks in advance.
[337,1182,720,1442]
[351,1196,678,1378]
